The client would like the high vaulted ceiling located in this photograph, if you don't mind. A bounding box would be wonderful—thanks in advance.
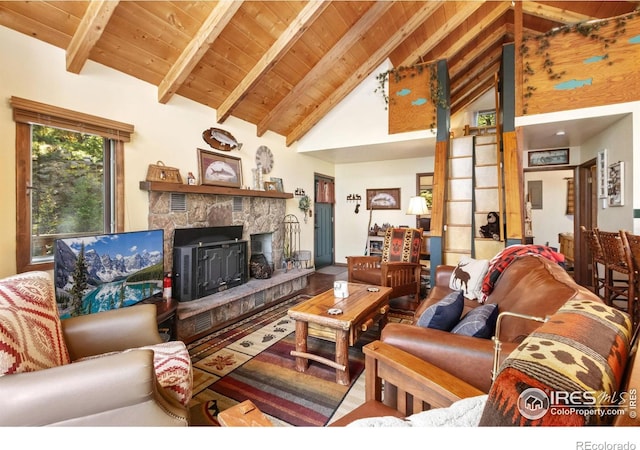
[1,1,638,147]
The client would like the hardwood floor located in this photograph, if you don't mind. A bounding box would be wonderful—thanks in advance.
[298,270,347,296]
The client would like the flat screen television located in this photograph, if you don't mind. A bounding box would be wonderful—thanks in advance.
[54,229,164,318]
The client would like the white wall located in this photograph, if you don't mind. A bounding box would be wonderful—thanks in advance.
[582,114,634,232]
[523,169,574,249]
[0,25,332,277]
[517,104,639,233]
[334,157,434,263]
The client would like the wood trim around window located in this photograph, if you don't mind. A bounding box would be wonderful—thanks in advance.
[12,99,130,273]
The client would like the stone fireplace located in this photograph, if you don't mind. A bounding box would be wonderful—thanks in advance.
[148,191,287,271]
[145,190,311,341]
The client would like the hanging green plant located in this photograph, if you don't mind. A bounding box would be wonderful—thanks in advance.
[298,195,310,213]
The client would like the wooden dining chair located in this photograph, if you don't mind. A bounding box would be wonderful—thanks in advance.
[580,226,606,299]
[620,230,640,328]
[596,229,633,310]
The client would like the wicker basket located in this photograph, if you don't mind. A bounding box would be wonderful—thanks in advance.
[146,161,183,184]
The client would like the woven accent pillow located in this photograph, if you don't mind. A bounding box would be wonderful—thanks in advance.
[451,304,498,338]
[0,271,71,375]
[479,299,632,426]
[138,341,193,407]
[416,290,464,331]
[381,228,422,264]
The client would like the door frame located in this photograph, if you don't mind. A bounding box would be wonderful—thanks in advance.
[313,173,335,268]
[574,158,597,287]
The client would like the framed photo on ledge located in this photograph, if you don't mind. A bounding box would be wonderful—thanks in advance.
[366,188,401,210]
[528,148,570,167]
[198,148,243,188]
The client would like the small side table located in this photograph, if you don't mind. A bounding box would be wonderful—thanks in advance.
[217,400,272,427]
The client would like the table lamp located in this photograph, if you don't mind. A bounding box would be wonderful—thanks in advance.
[406,196,429,216]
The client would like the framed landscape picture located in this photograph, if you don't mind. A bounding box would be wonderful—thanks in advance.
[198,148,243,188]
[366,188,401,210]
[528,148,570,167]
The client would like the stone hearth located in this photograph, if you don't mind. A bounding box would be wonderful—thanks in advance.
[177,268,312,342]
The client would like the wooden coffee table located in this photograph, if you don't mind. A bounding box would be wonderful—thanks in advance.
[287,283,392,385]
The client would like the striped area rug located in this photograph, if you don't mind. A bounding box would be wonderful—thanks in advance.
[187,294,371,427]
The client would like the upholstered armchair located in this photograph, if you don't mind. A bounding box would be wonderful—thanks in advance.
[347,227,423,303]
[0,271,192,426]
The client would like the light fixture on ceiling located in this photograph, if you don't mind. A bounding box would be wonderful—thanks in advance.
[555,130,566,136]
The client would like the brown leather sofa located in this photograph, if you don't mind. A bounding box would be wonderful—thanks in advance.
[380,254,602,393]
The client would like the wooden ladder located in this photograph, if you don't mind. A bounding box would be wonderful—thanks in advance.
[443,127,505,264]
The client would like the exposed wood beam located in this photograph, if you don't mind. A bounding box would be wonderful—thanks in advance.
[399,1,486,67]
[448,24,507,80]
[429,1,510,63]
[286,1,441,146]
[521,1,593,25]
[451,47,502,96]
[158,0,242,104]
[256,0,394,137]
[216,0,329,124]
[66,1,119,73]
[451,62,500,112]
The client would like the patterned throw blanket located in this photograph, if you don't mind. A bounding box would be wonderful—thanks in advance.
[480,245,565,303]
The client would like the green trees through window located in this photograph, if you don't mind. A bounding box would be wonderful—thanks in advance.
[30,125,111,261]
[32,125,106,235]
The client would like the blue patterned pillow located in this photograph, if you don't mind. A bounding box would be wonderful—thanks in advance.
[416,290,464,331]
[451,304,498,338]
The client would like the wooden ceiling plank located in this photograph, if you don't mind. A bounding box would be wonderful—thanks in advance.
[452,48,502,93]
[158,0,243,104]
[399,1,486,67]
[256,0,394,137]
[521,1,593,25]
[66,1,120,74]
[216,1,330,124]
[451,73,496,114]
[448,25,506,80]
[436,1,510,63]
[286,1,442,146]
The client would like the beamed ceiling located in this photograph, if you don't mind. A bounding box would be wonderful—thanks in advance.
[1,1,638,147]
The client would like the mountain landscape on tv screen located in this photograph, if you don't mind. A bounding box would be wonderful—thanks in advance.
[54,231,163,318]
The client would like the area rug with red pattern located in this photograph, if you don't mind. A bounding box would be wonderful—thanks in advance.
[187,294,373,427]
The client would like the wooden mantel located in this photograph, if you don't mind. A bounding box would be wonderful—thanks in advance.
[139,180,294,199]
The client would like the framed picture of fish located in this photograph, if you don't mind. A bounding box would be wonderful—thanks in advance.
[366,188,401,210]
[198,148,243,188]
[527,148,569,167]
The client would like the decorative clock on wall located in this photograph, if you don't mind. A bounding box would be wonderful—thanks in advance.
[256,145,274,173]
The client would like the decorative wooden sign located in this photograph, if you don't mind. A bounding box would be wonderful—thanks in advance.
[388,66,436,134]
[202,127,242,151]
[520,12,640,115]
